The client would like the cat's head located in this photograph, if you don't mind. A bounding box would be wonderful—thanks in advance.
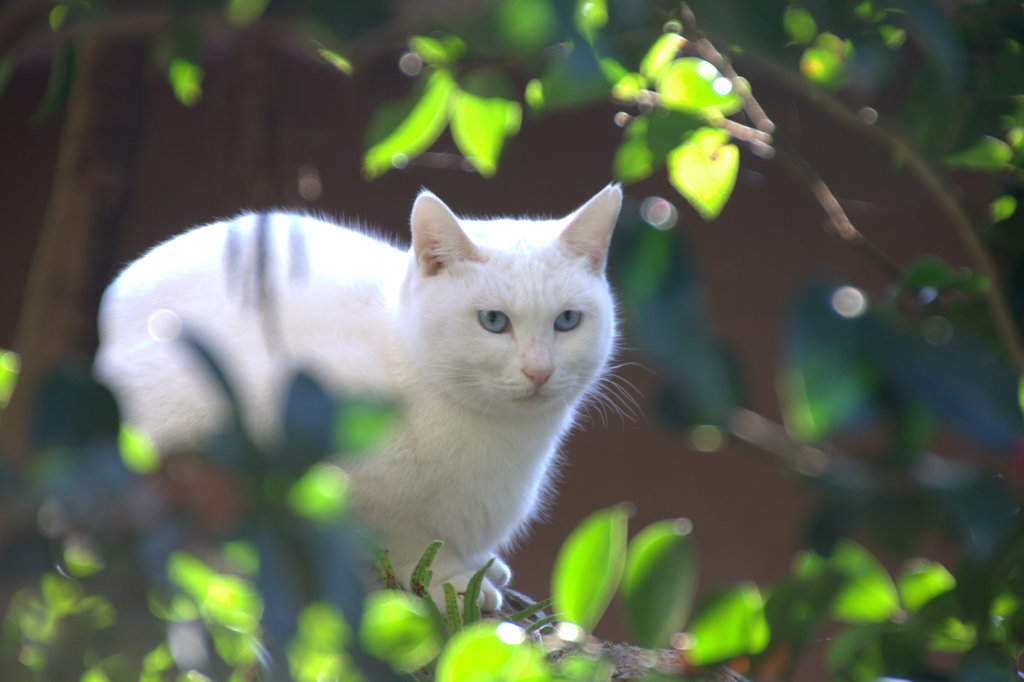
[400,185,621,415]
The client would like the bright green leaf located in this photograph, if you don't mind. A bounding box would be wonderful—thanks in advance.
[409,35,465,66]
[613,116,655,183]
[898,559,955,613]
[667,128,739,220]
[435,621,547,682]
[685,583,769,666]
[449,89,522,177]
[168,58,204,107]
[317,46,353,76]
[287,462,349,522]
[0,348,20,409]
[225,0,269,27]
[364,69,455,179]
[621,518,697,647]
[333,399,398,454]
[612,72,648,103]
[118,423,161,474]
[656,58,743,115]
[359,591,441,670]
[551,505,629,632]
[63,543,104,577]
[945,135,1014,171]
[784,5,818,45]
[800,33,853,89]
[829,541,900,623]
[524,79,545,109]
[575,0,608,44]
[496,0,558,54]
[879,24,906,49]
[640,33,686,80]
[991,195,1017,224]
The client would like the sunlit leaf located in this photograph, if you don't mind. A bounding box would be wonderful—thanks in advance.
[63,542,104,577]
[118,423,160,474]
[332,399,398,455]
[575,0,608,44]
[685,583,769,666]
[359,591,441,670]
[826,541,900,623]
[435,621,547,682]
[168,58,204,107]
[640,33,685,80]
[621,518,697,647]
[409,35,466,66]
[551,505,628,632]
[0,348,20,409]
[317,46,353,76]
[167,551,263,632]
[656,58,743,115]
[611,71,648,103]
[784,5,817,45]
[945,135,1014,171]
[667,127,739,220]
[225,0,269,27]
[800,33,853,90]
[287,463,349,522]
[288,603,351,682]
[449,88,522,177]
[524,79,545,109]
[898,559,955,613]
[364,68,455,178]
[991,195,1016,224]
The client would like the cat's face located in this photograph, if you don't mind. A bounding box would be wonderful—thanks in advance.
[402,187,621,414]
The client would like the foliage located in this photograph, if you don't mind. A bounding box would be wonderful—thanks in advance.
[4,0,1024,680]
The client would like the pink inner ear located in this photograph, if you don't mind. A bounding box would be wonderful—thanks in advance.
[411,192,484,275]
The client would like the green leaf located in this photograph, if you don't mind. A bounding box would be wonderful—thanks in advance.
[800,33,853,90]
[640,33,685,80]
[0,348,20,409]
[118,423,160,474]
[49,4,69,31]
[828,541,900,623]
[463,558,494,624]
[449,88,521,177]
[611,72,648,103]
[575,0,608,44]
[783,5,818,45]
[435,621,547,682]
[444,583,463,634]
[410,541,443,596]
[898,559,955,613]
[359,591,441,670]
[551,505,629,632]
[496,0,558,54]
[32,45,74,123]
[621,518,697,647]
[685,583,769,666]
[332,399,398,455]
[409,35,465,66]
[316,45,353,76]
[945,136,1014,171]
[287,462,349,522]
[656,58,743,115]
[225,0,269,27]
[168,58,204,108]
[667,127,739,220]
[990,195,1017,224]
[363,68,455,179]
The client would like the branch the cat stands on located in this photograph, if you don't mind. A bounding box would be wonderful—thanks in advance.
[94,185,623,610]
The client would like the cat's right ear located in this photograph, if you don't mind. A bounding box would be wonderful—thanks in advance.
[411,190,484,276]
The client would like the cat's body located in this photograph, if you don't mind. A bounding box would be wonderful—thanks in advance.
[94,186,622,609]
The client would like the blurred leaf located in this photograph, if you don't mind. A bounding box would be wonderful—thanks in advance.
[0,347,20,409]
[990,195,1017,224]
[33,367,120,448]
[640,33,685,80]
[784,5,817,45]
[800,33,853,90]
[409,35,466,66]
[898,559,956,613]
[762,568,845,671]
[621,518,697,647]
[359,591,440,670]
[287,603,351,682]
[495,0,558,54]
[49,4,69,31]
[901,256,990,297]
[656,58,743,115]
[945,135,1013,171]
[332,399,398,456]
[530,41,610,110]
[575,0,608,44]
[31,45,74,123]
[779,283,877,442]
[287,463,348,523]
[611,71,648,103]
[686,583,769,666]
[956,645,1016,682]
[667,127,739,220]
[826,622,887,682]
[551,505,628,632]
[435,621,546,681]
[801,541,900,623]
[364,68,455,179]
[168,58,203,108]
[0,57,14,100]
[118,424,160,475]
[225,0,269,27]
[316,45,353,76]
[449,86,521,177]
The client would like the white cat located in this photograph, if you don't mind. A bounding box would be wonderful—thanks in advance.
[94,185,622,610]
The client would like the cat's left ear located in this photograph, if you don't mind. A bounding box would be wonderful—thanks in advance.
[557,184,622,273]
[411,190,484,276]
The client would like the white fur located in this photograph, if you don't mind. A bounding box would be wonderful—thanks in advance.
[94,185,622,609]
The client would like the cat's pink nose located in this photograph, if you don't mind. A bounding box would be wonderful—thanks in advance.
[523,367,552,387]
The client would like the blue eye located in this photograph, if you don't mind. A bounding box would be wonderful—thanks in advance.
[479,310,510,333]
[554,310,582,331]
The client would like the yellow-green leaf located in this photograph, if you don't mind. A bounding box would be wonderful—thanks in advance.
[118,423,161,474]
[784,5,818,45]
[656,58,742,115]
[359,591,441,670]
[551,505,629,632]
[435,621,547,682]
[449,89,522,177]
[287,463,349,523]
[898,559,955,613]
[640,33,686,80]
[800,33,853,89]
[685,583,769,666]
[575,0,608,44]
[667,128,738,220]
[364,69,455,179]
[168,58,203,107]
[0,348,20,409]
[225,0,269,27]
